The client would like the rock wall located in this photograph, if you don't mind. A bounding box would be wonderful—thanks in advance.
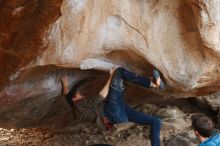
[1,0,220,95]
[0,0,220,128]
[14,0,220,94]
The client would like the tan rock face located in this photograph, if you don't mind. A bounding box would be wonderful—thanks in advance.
[1,0,220,94]
[0,0,220,128]
[36,0,220,94]
[186,0,220,53]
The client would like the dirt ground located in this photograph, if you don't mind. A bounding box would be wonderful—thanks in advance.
[0,124,151,146]
[0,102,202,146]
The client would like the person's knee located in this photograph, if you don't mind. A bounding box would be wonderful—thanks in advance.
[110,68,124,90]
[151,117,162,128]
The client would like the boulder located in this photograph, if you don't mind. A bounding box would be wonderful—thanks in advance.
[0,0,220,128]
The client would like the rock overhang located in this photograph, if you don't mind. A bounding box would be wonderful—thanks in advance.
[0,0,220,128]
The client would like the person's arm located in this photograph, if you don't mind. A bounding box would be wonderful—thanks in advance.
[60,75,69,95]
[99,66,116,98]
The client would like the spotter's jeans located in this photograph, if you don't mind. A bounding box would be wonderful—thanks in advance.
[103,67,161,146]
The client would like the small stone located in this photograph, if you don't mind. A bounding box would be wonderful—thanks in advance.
[138,132,143,137]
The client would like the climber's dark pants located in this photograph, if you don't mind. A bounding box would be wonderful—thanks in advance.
[103,67,161,146]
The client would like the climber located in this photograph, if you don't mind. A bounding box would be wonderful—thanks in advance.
[61,66,164,146]
[191,114,220,146]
